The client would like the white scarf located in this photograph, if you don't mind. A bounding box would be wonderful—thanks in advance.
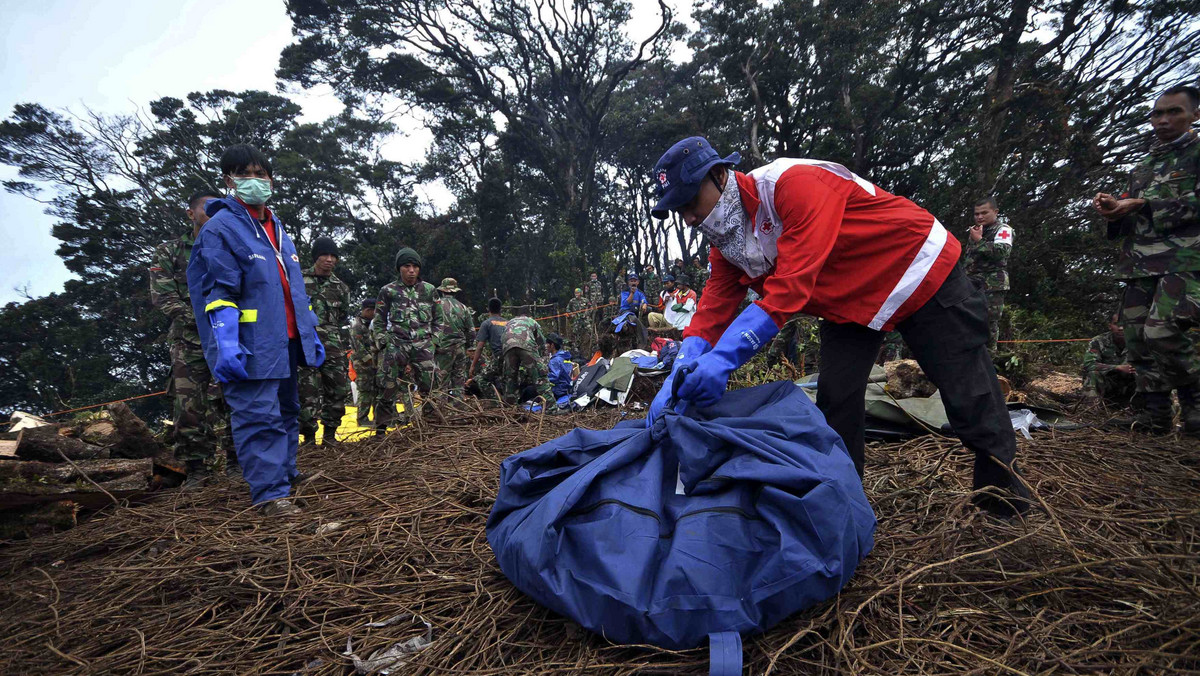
[695,171,771,278]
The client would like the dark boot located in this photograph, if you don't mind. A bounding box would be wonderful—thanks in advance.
[299,426,317,445]
[321,426,338,445]
[1132,391,1173,434]
[181,460,214,490]
[1177,386,1200,437]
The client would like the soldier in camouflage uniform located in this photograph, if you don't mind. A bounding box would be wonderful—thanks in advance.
[1097,85,1200,434]
[1081,314,1135,405]
[349,299,380,428]
[566,287,591,355]
[433,278,475,397]
[501,315,555,404]
[372,247,442,427]
[767,314,819,371]
[961,197,1013,353]
[691,256,710,296]
[298,237,352,443]
[149,190,236,487]
[642,264,663,312]
[469,297,508,398]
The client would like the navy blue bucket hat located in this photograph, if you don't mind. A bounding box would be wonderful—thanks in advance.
[651,136,740,219]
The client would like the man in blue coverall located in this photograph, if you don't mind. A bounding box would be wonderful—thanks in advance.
[187,144,325,517]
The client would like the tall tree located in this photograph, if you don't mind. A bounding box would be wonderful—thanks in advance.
[279,0,676,276]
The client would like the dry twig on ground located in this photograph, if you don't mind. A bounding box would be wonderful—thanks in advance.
[0,407,1197,674]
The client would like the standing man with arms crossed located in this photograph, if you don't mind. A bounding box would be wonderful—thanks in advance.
[962,197,1013,354]
[299,236,352,445]
[646,136,1030,517]
[187,144,325,517]
[1095,84,1200,435]
[150,190,236,487]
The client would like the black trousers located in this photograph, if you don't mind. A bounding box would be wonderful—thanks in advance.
[816,266,1023,492]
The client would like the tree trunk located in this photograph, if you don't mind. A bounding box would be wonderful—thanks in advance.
[15,427,109,462]
[106,402,165,459]
[0,458,152,509]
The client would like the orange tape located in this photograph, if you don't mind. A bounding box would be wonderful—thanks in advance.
[535,302,616,322]
[44,390,169,417]
[997,338,1091,344]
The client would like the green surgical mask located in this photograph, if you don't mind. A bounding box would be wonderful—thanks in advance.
[232,177,272,205]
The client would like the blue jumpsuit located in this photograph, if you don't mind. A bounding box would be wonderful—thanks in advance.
[187,197,320,504]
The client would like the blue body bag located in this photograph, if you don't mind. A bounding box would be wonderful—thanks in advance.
[487,380,876,668]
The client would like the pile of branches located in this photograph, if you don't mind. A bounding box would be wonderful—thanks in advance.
[0,403,181,539]
[0,402,1197,674]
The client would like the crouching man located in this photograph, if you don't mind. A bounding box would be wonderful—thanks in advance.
[188,144,325,518]
[646,137,1031,518]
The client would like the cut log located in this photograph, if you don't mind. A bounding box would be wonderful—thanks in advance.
[0,458,152,509]
[0,500,80,539]
[106,402,166,459]
[15,426,109,462]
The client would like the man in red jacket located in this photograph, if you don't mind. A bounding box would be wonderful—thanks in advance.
[646,137,1029,517]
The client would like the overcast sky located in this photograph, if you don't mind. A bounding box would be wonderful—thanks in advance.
[0,0,683,306]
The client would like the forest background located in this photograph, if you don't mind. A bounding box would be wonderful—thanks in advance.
[0,0,1196,418]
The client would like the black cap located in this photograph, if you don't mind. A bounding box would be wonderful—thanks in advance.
[312,236,339,259]
[547,333,564,350]
[361,298,377,309]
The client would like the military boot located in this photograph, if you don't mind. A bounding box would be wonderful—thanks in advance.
[1131,391,1173,434]
[299,425,318,445]
[181,460,214,490]
[1176,386,1200,437]
[321,426,339,446]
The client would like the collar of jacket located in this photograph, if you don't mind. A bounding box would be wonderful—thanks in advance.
[1150,129,1199,157]
[733,171,762,226]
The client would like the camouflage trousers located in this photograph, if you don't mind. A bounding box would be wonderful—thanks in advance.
[768,316,819,369]
[1121,273,1200,393]
[169,342,233,465]
[984,291,1006,353]
[1083,368,1137,404]
[473,350,505,399]
[377,338,438,427]
[503,347,554,404]
[352,359,379,427]
[570,318,593,357]
[878,330,905,364]
[435,343,470,397]
[298,348,351,437]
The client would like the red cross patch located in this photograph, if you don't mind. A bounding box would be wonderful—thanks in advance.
[657,171,670,189]
[994,226,1013,244]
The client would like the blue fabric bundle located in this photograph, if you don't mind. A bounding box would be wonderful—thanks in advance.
[486,380,876,666]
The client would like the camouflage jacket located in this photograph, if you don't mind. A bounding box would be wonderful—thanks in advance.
[1112,131,1200,278]
[1082,331,1127,378]
[149,231,200,346]
[692,264,710,294]
[584,280,605,308]
[502,315,547,355]
[642,273,662,307]
[372,279,442,345]
[566,297,590,325]
[962,222,1013,291]
[434,295,475,351]
[349,315,381,372]
[303,267,351,350]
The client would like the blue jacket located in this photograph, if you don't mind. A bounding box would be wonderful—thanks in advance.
[548,350,574,398]
[187,197,319,380]
[619,289,647,313]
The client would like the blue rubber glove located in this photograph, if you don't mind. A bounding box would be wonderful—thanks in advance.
[311,332,326,368]
[675,303,779,408]
[209,306,249,383]
[646,335,712,427]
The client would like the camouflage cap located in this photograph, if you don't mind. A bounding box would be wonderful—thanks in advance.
[437,277,462,293]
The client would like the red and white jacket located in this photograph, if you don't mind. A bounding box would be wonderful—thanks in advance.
[684,159,961,345]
